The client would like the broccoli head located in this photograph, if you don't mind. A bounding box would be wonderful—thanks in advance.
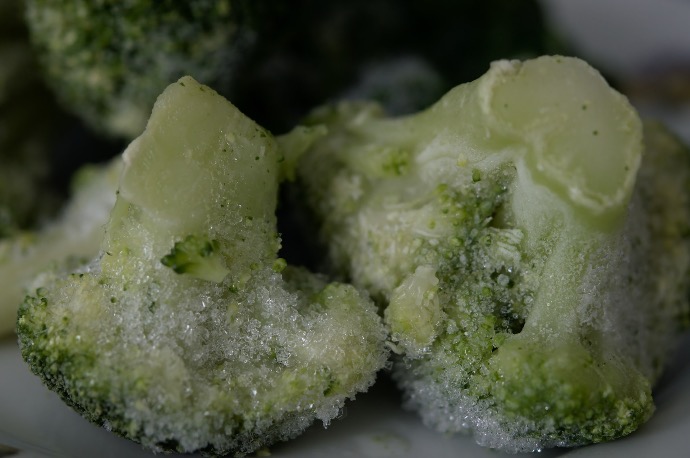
[17,77,388,455]
[293,56,690,451]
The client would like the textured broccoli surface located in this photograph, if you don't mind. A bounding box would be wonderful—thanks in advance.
[17,77,388,456]
[24,0,261,139]
[293,56,690,451]
[0,158,122,337]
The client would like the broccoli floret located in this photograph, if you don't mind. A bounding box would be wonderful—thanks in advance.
[0,157,122,337]
[17,76,388,456]
[24,0,262,139]
[293,56,690,451]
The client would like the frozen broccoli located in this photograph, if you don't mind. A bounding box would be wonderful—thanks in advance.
[17,77,388,455]
[0,158,122,337]
[24,0,262,139]
[293,56,690,451]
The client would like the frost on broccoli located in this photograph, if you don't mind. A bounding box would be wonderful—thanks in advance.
[0,158,121,337]
[294,56,690,451]
[24,0,262,139]
[17,76,388,456]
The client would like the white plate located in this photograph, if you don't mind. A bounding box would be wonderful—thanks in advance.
[1,332,689,458]
[3,1,690,457]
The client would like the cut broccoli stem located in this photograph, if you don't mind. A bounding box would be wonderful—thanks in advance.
[103,77,281,285]
[487,57,642,226]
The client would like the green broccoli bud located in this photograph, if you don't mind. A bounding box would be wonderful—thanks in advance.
[17,76,388,456]
[161,235,230,282]
[293,56,690,451]
[0,157,122,337]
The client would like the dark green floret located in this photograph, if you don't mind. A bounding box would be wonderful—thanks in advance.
[24,0,260,138]
[161,235,229,282]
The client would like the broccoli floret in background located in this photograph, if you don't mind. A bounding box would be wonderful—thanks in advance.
[0,157,121,337]
[24,0,263,139]
[293,56,690,451]
[17,77,388,455]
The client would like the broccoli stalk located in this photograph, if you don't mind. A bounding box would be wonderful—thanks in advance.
[293,56,690,451]
[17,77,388,455]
